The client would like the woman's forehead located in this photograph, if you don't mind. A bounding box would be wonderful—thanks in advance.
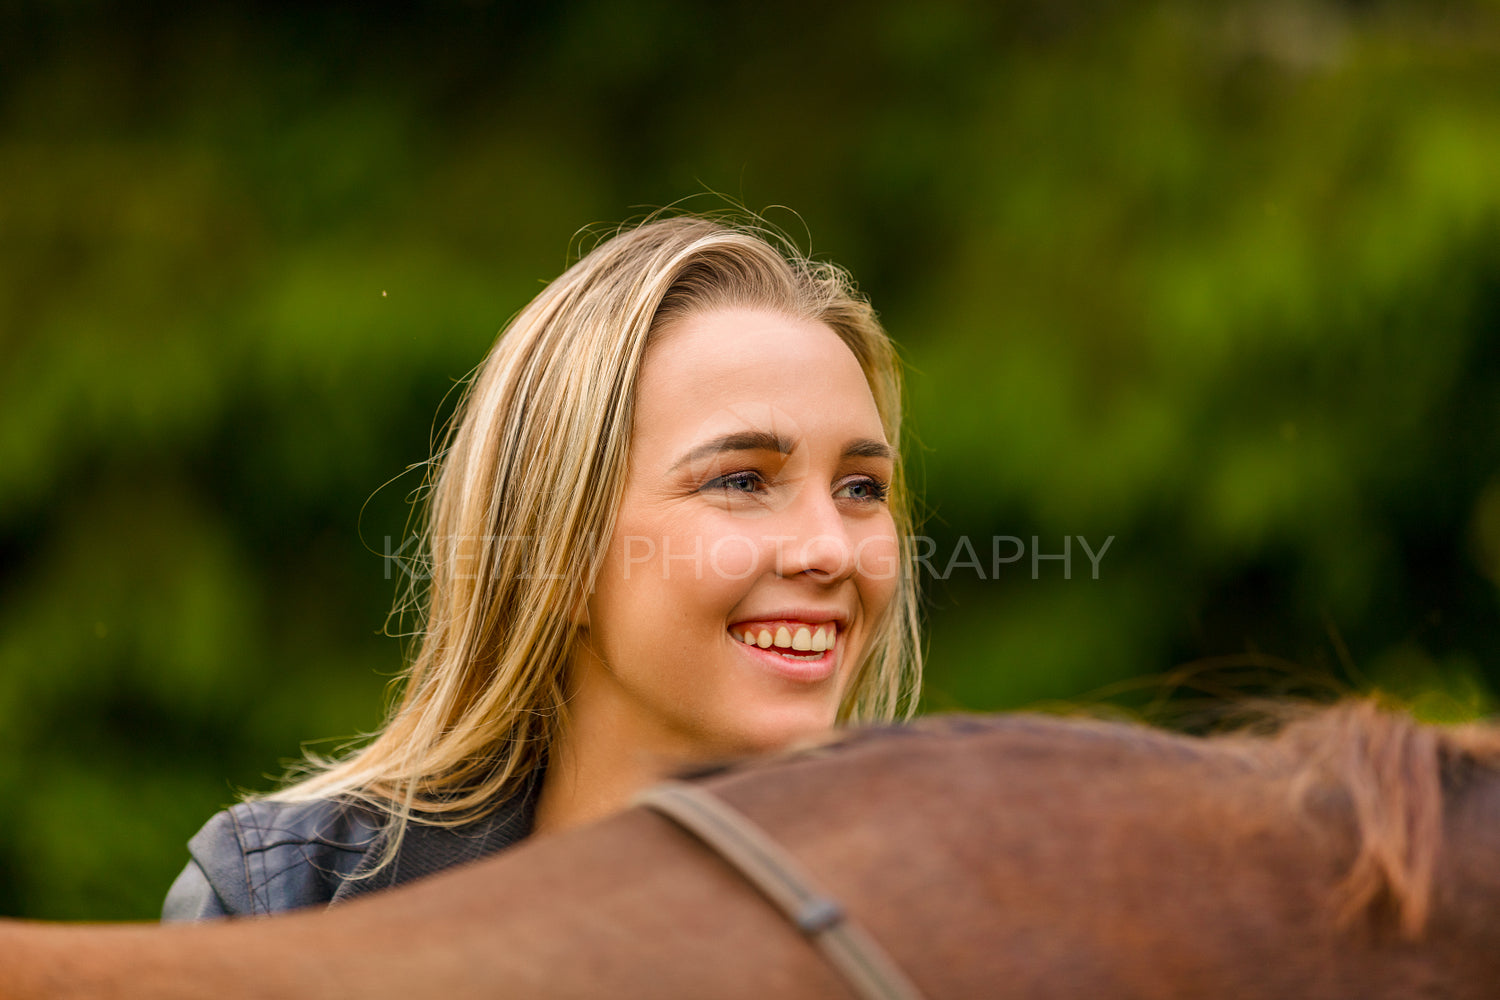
[633,308,884,456]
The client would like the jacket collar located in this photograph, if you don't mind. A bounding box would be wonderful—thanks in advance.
[331,768,542,904]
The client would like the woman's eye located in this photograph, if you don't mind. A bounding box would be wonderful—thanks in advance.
[704,471,766,494]
[835,477,889,503]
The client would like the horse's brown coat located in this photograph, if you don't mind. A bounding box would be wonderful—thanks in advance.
[2,704,1498,999]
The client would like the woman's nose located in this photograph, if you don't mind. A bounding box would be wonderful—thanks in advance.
[774,493,854,581]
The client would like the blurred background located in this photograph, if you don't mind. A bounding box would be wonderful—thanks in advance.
[3,0,1498,920]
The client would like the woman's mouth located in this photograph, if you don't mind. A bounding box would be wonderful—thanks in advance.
[729,622,838,662]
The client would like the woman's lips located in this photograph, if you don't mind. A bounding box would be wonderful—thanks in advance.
[727,620,839,682]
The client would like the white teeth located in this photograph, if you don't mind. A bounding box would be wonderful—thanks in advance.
[733,623,837,654]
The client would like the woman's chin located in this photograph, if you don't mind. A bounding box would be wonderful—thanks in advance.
[710,706,840,758]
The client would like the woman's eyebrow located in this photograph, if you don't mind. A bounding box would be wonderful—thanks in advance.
[844,439,894,461]
[671,430,794,471]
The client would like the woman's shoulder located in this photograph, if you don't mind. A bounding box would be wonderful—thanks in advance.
[329,773,541,904]
[163,798,384,921]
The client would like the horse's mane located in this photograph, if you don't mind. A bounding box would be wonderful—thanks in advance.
[1250,700,1500,938]
[682,700,1500,941]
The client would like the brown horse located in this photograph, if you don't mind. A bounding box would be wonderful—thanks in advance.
[3,702,1499,999]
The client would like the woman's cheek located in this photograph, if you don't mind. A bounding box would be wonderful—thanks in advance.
[703,530,762,583]
[854,528,902,591]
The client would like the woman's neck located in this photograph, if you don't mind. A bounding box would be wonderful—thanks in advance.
[531,736,671,836]
[531,664,712,836]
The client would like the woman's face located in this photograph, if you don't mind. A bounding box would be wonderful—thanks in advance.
[572,307,900,761]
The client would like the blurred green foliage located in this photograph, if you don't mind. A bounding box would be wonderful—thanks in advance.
[2,0,1498,919]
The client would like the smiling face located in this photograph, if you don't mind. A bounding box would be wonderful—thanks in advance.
[569,307,900,762]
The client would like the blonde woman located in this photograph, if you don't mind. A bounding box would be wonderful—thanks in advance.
[163,214,923,918]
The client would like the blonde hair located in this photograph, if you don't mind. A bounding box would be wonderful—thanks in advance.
[271,213,923,847]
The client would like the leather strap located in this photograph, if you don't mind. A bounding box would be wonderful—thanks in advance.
[634,780,927,1000]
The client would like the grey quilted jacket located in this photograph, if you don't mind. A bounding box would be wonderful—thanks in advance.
[161,780,539,920]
